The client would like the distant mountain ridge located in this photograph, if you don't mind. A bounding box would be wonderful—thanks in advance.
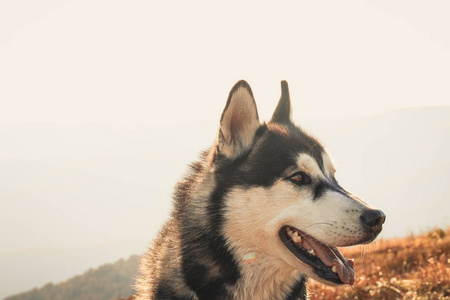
[4,255,139,300]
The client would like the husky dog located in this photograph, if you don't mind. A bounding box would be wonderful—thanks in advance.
[135,80,385,300]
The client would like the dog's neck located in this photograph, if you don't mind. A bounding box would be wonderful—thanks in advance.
[226,249,307,300]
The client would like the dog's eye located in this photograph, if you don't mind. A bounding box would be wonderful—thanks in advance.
[291,173,303,182]
[288,172,311,185]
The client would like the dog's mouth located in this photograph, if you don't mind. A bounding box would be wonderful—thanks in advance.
[279,226,355,285]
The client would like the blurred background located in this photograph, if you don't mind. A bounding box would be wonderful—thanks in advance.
[0,0,449,299]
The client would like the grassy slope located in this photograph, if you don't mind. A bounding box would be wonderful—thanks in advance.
[308,227,450,300]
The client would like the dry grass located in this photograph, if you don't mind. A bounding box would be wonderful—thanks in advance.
[308,227,450,300]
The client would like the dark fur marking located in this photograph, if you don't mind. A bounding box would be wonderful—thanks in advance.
[183,264,231,300]
[313,179,349,201]
[284,277,307,300]
[241,123,326,188]
[328,178,349,198]
[314,181,328,200]
[180,210,240,298]
[155,284,193,300]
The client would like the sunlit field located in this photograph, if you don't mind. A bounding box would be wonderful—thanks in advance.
[308,227,450,300]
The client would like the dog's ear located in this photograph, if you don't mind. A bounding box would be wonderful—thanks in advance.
[217,80,260,158]
[270,80,292,124]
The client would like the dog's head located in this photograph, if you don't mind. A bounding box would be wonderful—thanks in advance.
[215,80,385,286]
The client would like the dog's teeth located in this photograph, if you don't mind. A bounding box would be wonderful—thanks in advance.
[310,250,315,256]
[285,227,303,244]
[286,227,294,236]
[292,231,303,243]
[332,265,337,273]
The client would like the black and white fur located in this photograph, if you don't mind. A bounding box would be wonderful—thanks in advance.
[135,80,385,300]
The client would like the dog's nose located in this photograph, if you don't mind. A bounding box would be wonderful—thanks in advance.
[360,209,386,232]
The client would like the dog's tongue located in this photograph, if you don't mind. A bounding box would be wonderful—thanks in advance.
[302,235,355,285]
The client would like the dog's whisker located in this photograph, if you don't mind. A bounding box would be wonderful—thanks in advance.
[361,245,366,261]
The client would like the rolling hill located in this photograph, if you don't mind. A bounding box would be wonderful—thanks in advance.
[4,255,139,300]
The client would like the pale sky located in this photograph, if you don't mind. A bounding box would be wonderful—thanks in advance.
[1,0,449,126]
